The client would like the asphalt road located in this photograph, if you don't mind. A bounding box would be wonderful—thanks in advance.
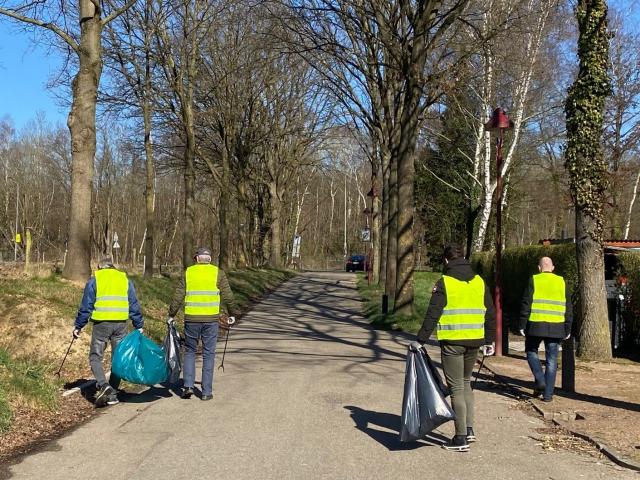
[4,272,635,479]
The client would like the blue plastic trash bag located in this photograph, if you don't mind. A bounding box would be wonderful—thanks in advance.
[112,330,169,385]
[400,347,455,442]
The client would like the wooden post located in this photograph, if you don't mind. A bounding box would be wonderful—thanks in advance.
[24,228,32,273]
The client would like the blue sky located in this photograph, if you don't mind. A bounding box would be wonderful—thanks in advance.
[0,1,638,132]
[0,23,67,131]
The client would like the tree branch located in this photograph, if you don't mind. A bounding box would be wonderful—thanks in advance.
[0,7,79,52]
[102,0,136,26]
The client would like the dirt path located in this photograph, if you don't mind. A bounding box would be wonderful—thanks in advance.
[3,272,635,479]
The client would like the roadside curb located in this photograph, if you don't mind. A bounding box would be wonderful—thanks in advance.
[481,361,640,473]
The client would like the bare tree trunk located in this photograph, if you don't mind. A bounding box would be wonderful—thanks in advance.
[394,81,419,315]
[143,102,155,277]
[575,211,611,358]
[63,0,102,281]
[372,165,381,283]
[182,108,196,268]
[385,153,398,300]
[379,148,389,287]
[623,168,640,239]
[268,184,282,268]
[219,146,231,270]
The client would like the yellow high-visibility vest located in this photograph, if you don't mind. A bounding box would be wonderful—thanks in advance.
[529,273,566,324]
[91,269,129,321]
[185,264,220,316]
[437,275,486,341]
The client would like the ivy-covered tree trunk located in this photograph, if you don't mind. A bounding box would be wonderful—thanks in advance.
[565,0,612,360]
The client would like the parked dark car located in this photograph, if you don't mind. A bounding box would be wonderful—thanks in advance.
[346,255,367,272]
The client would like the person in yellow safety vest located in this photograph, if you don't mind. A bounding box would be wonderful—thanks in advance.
[168,247,240,401]
[518,256,573,402]
[73,257,144,407]
[411,244,496,452]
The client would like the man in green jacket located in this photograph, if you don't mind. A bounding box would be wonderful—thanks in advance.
[518,257,573,402]
[168,247,240,401]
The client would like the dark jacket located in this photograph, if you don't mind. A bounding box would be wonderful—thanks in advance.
[417,258,496,347]
[168,265,239,322]
[518,273,573,339]
[74,271,144,330]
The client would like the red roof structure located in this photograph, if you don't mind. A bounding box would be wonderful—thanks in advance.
[539,238,640,249]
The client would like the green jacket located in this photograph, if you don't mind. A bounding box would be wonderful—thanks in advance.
[168,266,240,322]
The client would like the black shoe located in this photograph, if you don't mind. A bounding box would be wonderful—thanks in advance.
[201,394,213,401]
[542,397,553,403]
[106,391,119,405]
[466,427,476,443]
[442,435,470,452]
[181,387,194,399]
[532,384,545,399]
[95,384,116,407]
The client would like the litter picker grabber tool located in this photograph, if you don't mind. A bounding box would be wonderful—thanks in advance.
[471,353,487,390]
[55,336,76,378]
[217,315,236,372]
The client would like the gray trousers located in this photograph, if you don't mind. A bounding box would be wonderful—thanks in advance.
[441,344,479,436]
[90,321,127,389]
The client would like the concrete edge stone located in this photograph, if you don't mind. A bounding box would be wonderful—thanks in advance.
[481,361,640,473]
[552,419,640,473]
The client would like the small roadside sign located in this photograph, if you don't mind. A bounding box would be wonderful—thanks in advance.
[15,233,21,244]
[113,241,120,249]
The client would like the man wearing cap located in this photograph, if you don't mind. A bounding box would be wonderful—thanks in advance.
[73,257,144,407]
[168,247,240,401]
[518,256,573,402]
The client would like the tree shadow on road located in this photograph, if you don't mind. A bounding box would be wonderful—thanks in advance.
[481,369,640,413]
[343,406,447,451]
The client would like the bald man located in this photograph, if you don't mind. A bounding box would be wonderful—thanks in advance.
[518,257,573,402]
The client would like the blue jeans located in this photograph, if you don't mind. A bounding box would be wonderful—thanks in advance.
[183,322,219,396]
[525,336,560,401]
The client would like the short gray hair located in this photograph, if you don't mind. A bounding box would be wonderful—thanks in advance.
[98,257,115,269]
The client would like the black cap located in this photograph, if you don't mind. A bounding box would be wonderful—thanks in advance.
[194,247,212,257]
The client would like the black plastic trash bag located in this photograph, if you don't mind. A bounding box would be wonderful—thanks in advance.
[400,347,455,442]
[163,321,182,384]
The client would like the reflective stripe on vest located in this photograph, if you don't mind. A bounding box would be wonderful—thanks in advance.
[437,275,486,341]
[185,264,220,316]
[91,269,129,321]
[529,273,566,324]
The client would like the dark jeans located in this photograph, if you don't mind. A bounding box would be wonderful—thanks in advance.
[90,321,127,389]
[183,322,219,396]
[441,344,479,436]
[525,336,560,401]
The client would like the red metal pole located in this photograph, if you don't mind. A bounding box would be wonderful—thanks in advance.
[495,128,504,357]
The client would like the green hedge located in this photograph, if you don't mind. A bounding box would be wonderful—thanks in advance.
[471,244,578,329]
[618,252,640,348]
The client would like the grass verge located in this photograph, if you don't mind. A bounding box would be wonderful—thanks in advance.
[357,271,441,334]
[0,348,60,433]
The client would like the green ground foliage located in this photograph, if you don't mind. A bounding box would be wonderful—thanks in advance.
[471,244,578,329]
[0,348,60,433]
[358,272,441,333]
